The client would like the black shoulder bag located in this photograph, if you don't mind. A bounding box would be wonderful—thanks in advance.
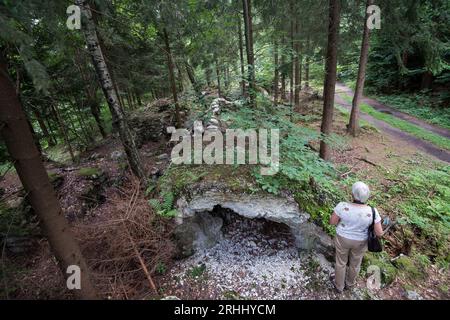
[368,207,383,252]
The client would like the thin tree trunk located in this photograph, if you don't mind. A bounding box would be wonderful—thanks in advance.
[224,65,229,89]
[281,36,286,101]
[32,107,55,147]
[77,0,146,182]
[289,9,294,105]
[216,59,222,98]
[305,56,310,87]
[135,91,143,107]
[176,63,184,93]
[162,27,182,128]
[242,0,256,107]
[294,20,300,108]
[51,103,75,162]
[319,0,341,160]
[126,90,133,109]
[274,39,279,105]
[305,36,311,87]
[205,68,212,87]
[185,60,201,95]
[0,54,97,299]
[348,0,373,136]
[237,15,246,96]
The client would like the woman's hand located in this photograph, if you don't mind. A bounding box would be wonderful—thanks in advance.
[329,212,340,226]
[374,222,384,237]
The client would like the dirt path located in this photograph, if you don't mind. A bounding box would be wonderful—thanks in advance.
[334,85,450,163]
[336,83,450,139]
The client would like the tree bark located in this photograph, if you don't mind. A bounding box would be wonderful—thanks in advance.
[348,0,373,136]
[281,36,286,101]
[242,0,256,108]
[238,15,246,96]
[51,102,75,162]
[294,20,301,108]
[77,0,146,182]
[0,54,97,300]
[216,59,222,98]
[162,27,182,128]
[319,0,341,161]
[185,60,201,95]
[273,39,279,105]
[31,107,55,147]
[289,8,294,105]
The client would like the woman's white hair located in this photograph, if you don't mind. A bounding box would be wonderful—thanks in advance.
[352,181,370,203]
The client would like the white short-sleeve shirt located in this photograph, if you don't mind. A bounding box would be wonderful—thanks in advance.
[334,202,381,241]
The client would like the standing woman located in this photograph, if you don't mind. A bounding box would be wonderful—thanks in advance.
[329,182,384,293]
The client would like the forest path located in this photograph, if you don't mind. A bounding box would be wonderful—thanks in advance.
[335,83,450,139]
[334,84,450,163]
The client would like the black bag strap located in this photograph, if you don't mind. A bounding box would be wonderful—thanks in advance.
[370,206,376,228]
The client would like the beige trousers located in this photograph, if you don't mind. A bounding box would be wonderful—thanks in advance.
[334,234,367,291]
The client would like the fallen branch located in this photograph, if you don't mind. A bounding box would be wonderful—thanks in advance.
[356,157,378,167]
[121,183,158,294]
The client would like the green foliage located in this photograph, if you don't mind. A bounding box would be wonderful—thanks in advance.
[387,166,450,259]
[188,264,206,278]
[148,190,178,218]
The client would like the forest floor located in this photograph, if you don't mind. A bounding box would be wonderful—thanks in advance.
[0,89,448,300]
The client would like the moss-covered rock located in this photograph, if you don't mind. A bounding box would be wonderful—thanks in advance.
[48,171,64,189]
[362,252,397,286]
[393,255,426,280]
[78,167,103,179]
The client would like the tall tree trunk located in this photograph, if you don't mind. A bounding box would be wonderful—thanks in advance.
[0,54,97,299]
[294,20,301,108]
[32,107,55,147]
[175,62,184,93]
[74,51,107,139]
[305,56,310,87]
[125,90,133,109]
[281,36,286,101]
[77,0,146,182]
[51,102,75,162]
[185,60,201,95]
[305,36,311,87]
[205,68,212,87]
[162,27,182,128]
[319,0,341,161]
[242,0,256,108]
[224,65,230,89]
[348,0,373,136]
[89,98,107,138]
[135,91,143,107]
[289,8,294,105]
[238,15,246,96]
[273,39,279,105]
[216,59,222,98]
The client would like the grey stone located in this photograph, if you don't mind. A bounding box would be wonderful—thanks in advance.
[157,153,169,160]
[406,290,423,300]
[175,191,333,259]
[110,150,124,161]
